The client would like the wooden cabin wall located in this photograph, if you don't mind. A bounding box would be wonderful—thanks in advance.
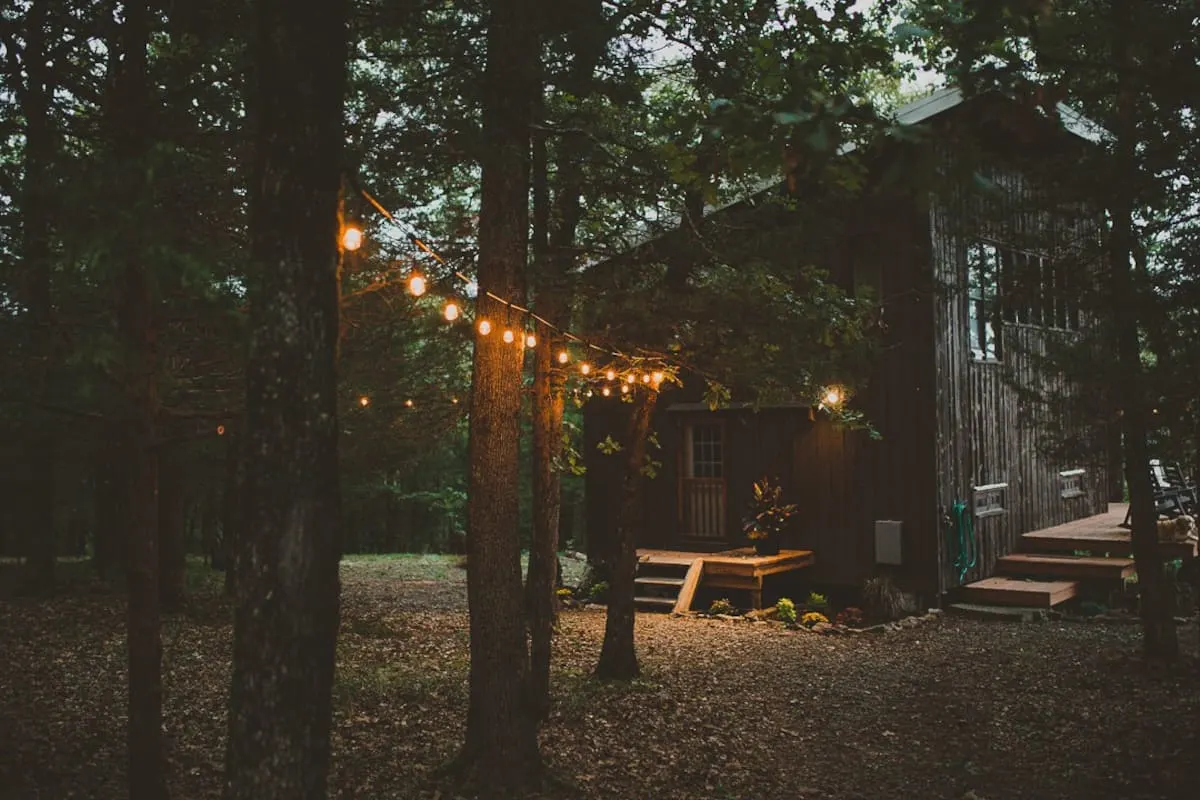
[930,153,1108,593]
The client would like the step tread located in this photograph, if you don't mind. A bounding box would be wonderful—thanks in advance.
[634,596,677,608]
[634,576,687,587]
[998,552,1136,579]
[960,577,1078,608]
[1001,553,1135,567]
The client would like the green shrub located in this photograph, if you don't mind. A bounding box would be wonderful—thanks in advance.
[775,597,797,625]
[707,598,737,616]
[805,591,829,613]
[800,611,829,628]
[587,581,609,603]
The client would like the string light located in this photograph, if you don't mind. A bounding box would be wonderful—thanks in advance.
[585,390,593,398]
[502,329,515,344]
[822,386,843,407]
[341,224,363,251]
[405,399,414,408]
[216,424,226,436]
[620,384,630,394]
[580,363,591,375]
[625,374,636,385]
[478,320,492,335]
[525,333,537,348]
[451,397,459,404]
[606,369,616,381]
[602,387,611,397]
[444,301,460,321]
[358,396,370,407]
[642,374,651,384]
[557,350,569,365]
[652,371,664,384]
[408,274,427,297]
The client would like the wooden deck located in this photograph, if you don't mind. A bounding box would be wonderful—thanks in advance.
[1021,503,1198,560]
[636,548,815,611]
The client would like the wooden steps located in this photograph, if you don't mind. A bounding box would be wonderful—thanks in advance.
[633,558,704,613]
[635,576,686,588]
[959,577,1078,608]
[997,553,1136,581]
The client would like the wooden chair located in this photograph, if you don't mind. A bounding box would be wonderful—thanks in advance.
[1120,459,1197,528]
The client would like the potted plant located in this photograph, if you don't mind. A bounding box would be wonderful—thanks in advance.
[743,477,797,556]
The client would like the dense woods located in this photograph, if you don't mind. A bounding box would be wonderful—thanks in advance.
[1,0,1199,797]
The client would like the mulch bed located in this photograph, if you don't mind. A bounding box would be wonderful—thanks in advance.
[2,562,1198,799]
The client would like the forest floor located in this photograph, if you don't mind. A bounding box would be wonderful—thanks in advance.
[1,556,1198,800]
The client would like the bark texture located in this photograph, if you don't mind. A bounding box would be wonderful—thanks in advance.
[596,392,657,681]
[223,0,347,796]
[457,0,543,788]
[1109,0,1176,660]
[158,449,187,611]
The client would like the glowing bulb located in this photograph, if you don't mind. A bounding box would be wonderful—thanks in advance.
[580,363,591,375]
[444,301,460,321]
[502,329,515,344]
[642,374,651,384]
[358,395,370,407]
[525,333,537,348]
[652,371,664,384]
[601,387,611,397]
[216,424,226,436]
[341,225,363,251]
[606,369,616,381]
[451,397,459,404]
[621,384,630,394]
[625,374,636,384]
[585,390,593,398]
[557,350,569,364]
[405,399,414,408]
[478,320,491,335]
[823,387,842,407]
[408,275,427,297]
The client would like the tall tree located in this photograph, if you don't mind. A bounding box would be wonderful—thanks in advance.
[456,0,543,788]
[223,0,347,796]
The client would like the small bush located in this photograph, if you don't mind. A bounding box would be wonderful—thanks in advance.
[707,598,737,616]
[834,606,864,627]
[556,587,574,599]
[862,576,905,621]
[800,611,829,628]
[805,591,829,612]
[586,581,609,603]
[775,597,797,625]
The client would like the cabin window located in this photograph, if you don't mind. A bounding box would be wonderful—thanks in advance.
[1002,249,1079,331]
[1059,468,1086,499]
[680,422,726,538]
[973,482,1007,518]
[967,242,1001,361]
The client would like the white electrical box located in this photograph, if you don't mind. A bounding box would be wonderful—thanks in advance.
[874,520,903,565]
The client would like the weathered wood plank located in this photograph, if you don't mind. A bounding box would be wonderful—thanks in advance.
[996,553,1135,580]
[960,576,1078,607]
[672,560,704,614]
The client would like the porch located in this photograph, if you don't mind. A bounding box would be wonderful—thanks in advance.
[957,502,1197,609]
[634,547,816,613]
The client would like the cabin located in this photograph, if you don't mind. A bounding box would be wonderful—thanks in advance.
[584,87,1120,610]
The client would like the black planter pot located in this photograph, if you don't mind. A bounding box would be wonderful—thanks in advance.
[753,537,780,556]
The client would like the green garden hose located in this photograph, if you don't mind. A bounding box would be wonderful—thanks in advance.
[949,501,977,582]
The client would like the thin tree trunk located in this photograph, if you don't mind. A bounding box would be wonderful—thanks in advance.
[158,448,187,611]
[93,436,124,581]
[456,0,543,788]
[110,1,168,795]
[222,0,347,796]
[18,0,57,591]
[596,392,656,681]
[1109,0,1176,661]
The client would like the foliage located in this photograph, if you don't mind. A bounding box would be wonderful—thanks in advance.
[707,597,737,616]
[804,591,830,613]
[834,606,864,627]
[774,597,797,625]
[799,611,829,628]
[742,477,798,542]
[586,581,610,604]
[863,576,906,622]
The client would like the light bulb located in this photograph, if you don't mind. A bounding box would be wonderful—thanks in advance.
[502,329,515,344]
[823,387,842,406]
[557,350,569,364]
[444,302,460,321]
[585,390,593,398]
[652,371,664,384]
[408,275,427,297]
[625,374,635,384]
[606,369,616,381]
[620,384,630,394]
[451,397,459,404]
[216,424,226,436]
[478,320,491,335]
[405,399,414,408]
[358,396,369,407]
[525,333,537,348]
[642,374,651,384]
[601,387,611,397]
[580,363,591,375]
[340,225,363,251]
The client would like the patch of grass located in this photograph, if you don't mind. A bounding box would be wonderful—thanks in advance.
[553,668,663,721]
[333,659,469,710]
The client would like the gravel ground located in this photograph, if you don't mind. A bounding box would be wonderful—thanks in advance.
[1,559,1197,800]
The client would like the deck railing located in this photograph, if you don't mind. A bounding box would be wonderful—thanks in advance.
[681,477,726,538]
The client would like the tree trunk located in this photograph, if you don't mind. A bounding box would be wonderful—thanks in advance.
[110,1,168,795]
[222,1,346,797]
[455,0,542,788]
[93,436,124,581]
[218,429,243,590]
[1109,0,1177,661]
[158,448,187,611]
[18,0,57,591]
[596,392,656,681]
